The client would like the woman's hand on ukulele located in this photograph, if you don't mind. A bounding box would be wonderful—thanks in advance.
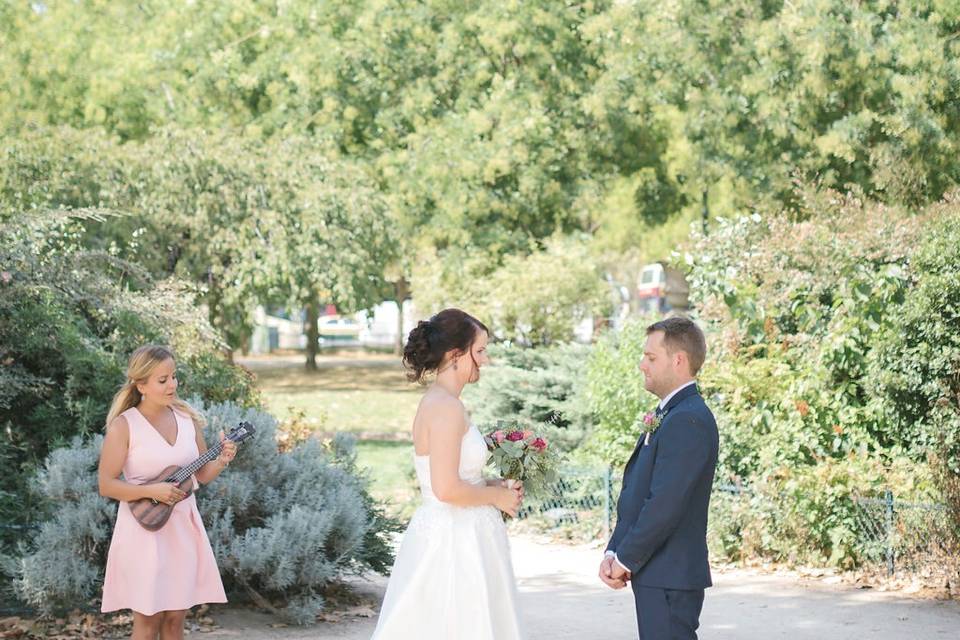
[218,431,237,467]
[148,482,187,505]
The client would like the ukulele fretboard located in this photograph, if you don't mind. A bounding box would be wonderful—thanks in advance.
[167,441,225,483]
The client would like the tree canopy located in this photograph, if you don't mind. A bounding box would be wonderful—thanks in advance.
[1,0,958,345]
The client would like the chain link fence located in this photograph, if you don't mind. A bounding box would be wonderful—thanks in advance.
[853,492,958,576]
[514,466,616,538]
[516,467,959,579]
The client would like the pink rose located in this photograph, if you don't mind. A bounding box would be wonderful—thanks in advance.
[531,437,548,452]
[642,412,655,426]
[506,430,524,442]
[522,430,534,440]
[0,271,11,285]
[492,430,506,444]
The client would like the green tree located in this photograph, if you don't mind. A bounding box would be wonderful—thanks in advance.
[257,139,396,369]
[1,127,394,365]
[585,0,960,215]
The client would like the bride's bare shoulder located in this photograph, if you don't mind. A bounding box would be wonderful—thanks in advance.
[418,390,466,427]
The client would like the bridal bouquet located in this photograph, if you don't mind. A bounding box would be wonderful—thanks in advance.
[483,421,560,498]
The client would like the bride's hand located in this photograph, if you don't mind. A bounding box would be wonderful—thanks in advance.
[493,486,522,517]
[501,479,525,503]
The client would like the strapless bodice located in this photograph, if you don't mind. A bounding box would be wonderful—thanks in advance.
[414,424,490,503]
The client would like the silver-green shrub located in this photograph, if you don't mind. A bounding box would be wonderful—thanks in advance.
[12,400,396,624]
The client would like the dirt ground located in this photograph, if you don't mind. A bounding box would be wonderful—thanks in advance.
[206,534,960,640]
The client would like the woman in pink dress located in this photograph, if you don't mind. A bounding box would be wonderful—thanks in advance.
[98,345,236,639]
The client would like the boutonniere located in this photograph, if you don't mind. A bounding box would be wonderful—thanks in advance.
[640,411,663,445]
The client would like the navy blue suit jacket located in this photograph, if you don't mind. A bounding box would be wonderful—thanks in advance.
[606,383,719,590]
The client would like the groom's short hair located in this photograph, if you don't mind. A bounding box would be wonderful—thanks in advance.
[647,316,707,375]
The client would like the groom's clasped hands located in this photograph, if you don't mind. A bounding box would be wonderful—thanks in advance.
[598,554,631,590]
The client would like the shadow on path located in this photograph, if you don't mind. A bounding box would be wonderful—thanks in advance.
[211,535,960,639]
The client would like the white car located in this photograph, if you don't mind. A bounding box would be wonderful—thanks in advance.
[317,315,361,339]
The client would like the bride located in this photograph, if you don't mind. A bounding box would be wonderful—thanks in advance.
[370,308,525,640]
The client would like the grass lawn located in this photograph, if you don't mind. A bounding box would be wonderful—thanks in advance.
[246,355,423,436]
[244,353,421,515]
[355,440,419,520]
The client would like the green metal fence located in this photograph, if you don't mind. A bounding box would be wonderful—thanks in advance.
[853,492,957,576]
[517,467,959,578]
[515,466,616,537]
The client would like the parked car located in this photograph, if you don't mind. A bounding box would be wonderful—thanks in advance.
[318,315,361,341]
[636,262,689,314]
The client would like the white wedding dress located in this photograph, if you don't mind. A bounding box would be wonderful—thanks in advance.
[370,424,524,639]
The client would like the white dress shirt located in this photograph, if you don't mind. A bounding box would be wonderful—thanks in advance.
[606,379,698,575]
[658,380,697,412]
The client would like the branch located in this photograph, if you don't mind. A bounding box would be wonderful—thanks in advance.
[234,573,283,617]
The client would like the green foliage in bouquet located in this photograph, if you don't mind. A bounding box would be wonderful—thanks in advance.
[10,400,399,624]
[483,422,561,499]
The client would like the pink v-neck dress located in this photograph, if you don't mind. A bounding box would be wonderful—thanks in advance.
[101,407,227,615]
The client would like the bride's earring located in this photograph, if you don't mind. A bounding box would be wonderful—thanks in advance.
[453,360,459,371]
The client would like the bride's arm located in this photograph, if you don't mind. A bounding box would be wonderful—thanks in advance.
[427,400,519,515]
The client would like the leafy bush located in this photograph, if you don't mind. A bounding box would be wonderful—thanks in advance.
[709,456,931,567]
[413,236,611,346]
[685,188,958,566]
[0,213,259,538]
[11,400,398,623]
[9,434,114,612]
[866,200,960,524]
[584,319,658,467]
[464,342,593,451]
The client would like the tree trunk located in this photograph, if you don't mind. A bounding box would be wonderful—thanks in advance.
[205,268,234,364]
[206,266,238,364]
[393,276,410,356]
[701,189,710,235]
[305,293,320,371]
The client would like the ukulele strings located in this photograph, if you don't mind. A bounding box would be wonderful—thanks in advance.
[167,440,228,483]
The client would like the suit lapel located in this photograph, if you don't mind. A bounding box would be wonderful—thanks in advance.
[623,384,701,474]
[623,433,646,473]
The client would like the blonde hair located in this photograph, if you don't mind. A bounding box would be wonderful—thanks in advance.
[105,345,206,429]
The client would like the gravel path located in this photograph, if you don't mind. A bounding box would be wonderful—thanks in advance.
[207,535,959,639]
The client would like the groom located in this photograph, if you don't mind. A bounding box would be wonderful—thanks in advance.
[599,317,718,639]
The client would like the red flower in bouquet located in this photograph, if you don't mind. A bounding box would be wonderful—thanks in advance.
[483,421,560,501]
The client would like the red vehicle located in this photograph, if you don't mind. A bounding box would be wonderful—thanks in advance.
[636,263,689,315]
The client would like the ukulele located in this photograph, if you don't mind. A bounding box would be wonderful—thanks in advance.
[129,421,256,531]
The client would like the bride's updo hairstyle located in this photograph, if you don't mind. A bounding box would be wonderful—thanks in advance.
[403,308,489,383]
